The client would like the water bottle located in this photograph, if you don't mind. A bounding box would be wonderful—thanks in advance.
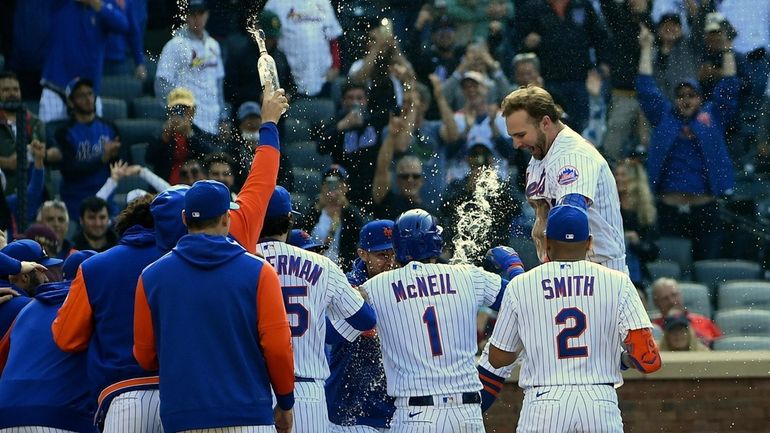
[256,29,284,113]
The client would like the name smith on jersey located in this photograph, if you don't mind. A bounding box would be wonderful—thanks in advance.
[541,275,595,300]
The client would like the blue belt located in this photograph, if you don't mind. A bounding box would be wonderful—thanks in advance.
[295,376,315,383]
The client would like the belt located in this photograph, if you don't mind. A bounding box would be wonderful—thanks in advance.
[295,376,315,383]
[533,383,613,388]
[408,392,481,406]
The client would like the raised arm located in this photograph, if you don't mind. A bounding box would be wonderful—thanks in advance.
[636,26,668,126]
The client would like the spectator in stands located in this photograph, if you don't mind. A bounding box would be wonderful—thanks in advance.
[36,200,73,259]
[0,71,46,194]
[202,152,236,194]
[228,101,293,192]
[224,9,296,110]
[511,53,544,87]
[658,309,711,351]
[653,13,699,101]
[407,10,464,86]
[316,81,385,209]
[178,158,205,186]
[599,0,654,163]
[614,159,659,287]
[301,165,364,269]
[440,42,513,112]
[146,88,214,184]
[264,0,343,97]
[38,0,128,122]
[516,0,609,132]
[70,196,117,252]
[638,26,738,261]
[4,138,46,227]
[445,0,513,45]
[651,278,722,347]
[155,0,225,135]
[439,139,519,263]
[47,78,121,223]
[103,0,148,79]
[4,0,52,98]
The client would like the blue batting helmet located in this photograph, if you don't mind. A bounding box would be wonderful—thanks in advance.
[392,209,443,264]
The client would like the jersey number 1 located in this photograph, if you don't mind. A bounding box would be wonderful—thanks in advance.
[281,285,309,337]
[422,306,443,356]
[555,307,588,359]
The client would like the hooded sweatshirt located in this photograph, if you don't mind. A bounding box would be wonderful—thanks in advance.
[134,234,294,432]
[0,281,96,433]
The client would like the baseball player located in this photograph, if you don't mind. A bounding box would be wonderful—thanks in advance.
[256,186,377,433]
[325,219,397,432]
[488,205,662,433]
[0,250,96,433]
[359,209,525,433]
[502,85,627,272]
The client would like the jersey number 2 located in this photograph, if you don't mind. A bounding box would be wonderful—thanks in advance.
[422,306,443,356]
[555,307,588,359]
[281,286,309,337]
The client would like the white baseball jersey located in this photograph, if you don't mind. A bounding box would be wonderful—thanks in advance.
[525,126,626,270]
[156,27,224,134]
[256,241,366,380]
[360,261,502,397]
[103,390,161,433]
[489,260,651,388]
[265,0,343,96]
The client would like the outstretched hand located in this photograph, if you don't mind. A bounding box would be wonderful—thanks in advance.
[485,246,525,279]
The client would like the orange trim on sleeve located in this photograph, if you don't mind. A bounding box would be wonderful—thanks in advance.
[133,277,158,371]
[256,262,294,396]
[624,328,662,374]
[52,266,94,352]
[230,145,280,253]
[0,324,12,374]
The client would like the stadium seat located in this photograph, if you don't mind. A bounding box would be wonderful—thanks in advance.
[130,142,149,166]
[718,281,770,311]
[656,237,693,278]
[143,59,158,96]
[101,97,128,121]
[508,236,540,271]
[132,96,166,120]
[116,174,150,194]
[114,119,163,147]
[678,282,712,318]
[285,141,331,170]
[292,167,321,200]
[693,260,762,291]
[290,192,313,216]
[714,309,770,337]
[647,260,681,281]
[284,118,313,143]
[101,75,143,100]
[712,336,770,351]
[287,98,336,123]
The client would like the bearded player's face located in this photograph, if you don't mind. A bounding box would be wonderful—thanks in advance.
[506,110,548,160]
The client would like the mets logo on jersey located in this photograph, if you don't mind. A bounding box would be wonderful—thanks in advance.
[526,170,546,198]
[557,165,579,186]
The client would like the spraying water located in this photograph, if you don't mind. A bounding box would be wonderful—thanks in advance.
[449,166,503,265]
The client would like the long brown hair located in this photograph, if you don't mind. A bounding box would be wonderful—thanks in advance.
[616,159,657,227]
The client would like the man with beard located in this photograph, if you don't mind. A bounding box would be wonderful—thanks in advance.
[503,85,627,273]
[47,77,122,223]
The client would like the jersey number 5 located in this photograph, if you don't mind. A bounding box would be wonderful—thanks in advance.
[555,307,588,359]
[281,286,309,337]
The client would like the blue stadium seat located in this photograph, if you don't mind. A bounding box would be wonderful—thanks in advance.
[284,118,313,143]
[101,97,128,121]
[114,119,163,147]
[101,75,143,100]
[678,282,712,318]
[116,175,150,194]
[285,140,331,170]
[714,309,770,337]
[287,98,336,123]
[693,259,762,292]
[292,167,321,200]
[718,281,770,311]
[132,96,166,120]
[647,260,682,281]
[656,237,693,278]
[130,142,149,166]
[712,336,770,351]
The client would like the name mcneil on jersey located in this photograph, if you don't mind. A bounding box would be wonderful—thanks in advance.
[542,275,595,300]
[392,273,456,302]
[264,254,324,285]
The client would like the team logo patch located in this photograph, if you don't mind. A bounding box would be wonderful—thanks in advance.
[383,227,393,239]
[557,166,579,186]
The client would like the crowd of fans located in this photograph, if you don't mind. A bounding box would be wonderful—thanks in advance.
[0,0,769,345]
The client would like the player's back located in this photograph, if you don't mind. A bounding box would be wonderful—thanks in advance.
[511,261,632,387]
[363,261,500,397]
[257,241,362,380]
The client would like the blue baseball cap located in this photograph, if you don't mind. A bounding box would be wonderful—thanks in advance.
[288,229,325,251]
[323,164,349,182]
[65,77,94,100]
[675,79,702,95]
[237,101,261,121]
[359,219,395,252]
[62,250,98,281]
[267,186,302,218]
[184,180,239,220]
[545,205,590,242]
[1,239,64,267]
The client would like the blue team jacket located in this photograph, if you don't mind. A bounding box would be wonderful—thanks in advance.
[0,282,97,433]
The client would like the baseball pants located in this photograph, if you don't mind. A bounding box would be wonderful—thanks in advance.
[517,384,622,433]
[180,427,276,433]
[0,428,77,433]
[103,390,163,433]
[330,424,388,433]
[390,395,484,433]
[292,380,330,433]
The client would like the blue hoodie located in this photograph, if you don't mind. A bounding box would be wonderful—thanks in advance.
[136,234,294,432]
[0,281,96,433]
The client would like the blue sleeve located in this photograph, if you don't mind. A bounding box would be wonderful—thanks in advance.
[325,318,348,346]
[558,193,589,210]
[489,279,508,312]
[344,302,376,331]
[26,167,45,223]
[636,74,670,127]
[126,1,145,65]
[0,253,22,276]
[711,76,741,127]
[478,365,506,412]
[259,122,280,151]
[98,1,129,34]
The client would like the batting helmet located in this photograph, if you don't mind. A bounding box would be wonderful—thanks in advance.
[392,209,443,264]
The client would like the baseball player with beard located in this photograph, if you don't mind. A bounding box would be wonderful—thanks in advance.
[358,209,524,433]
[502,85,627,273]
[256,186,376,433]
[488,205,661,433]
